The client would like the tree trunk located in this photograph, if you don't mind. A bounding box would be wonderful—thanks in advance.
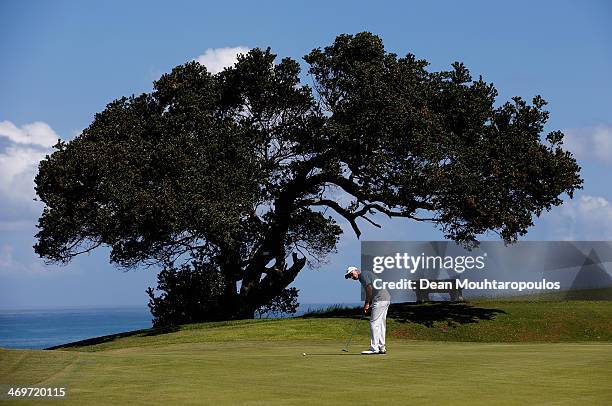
[229,167,312,319]
[235,252,307,319]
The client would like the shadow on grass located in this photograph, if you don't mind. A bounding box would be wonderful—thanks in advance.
[46,325,180,350]
[46,318,286,351]
[303,302,506,328]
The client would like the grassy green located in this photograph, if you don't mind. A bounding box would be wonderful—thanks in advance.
[1,299,611,405]
[1,341,611,405]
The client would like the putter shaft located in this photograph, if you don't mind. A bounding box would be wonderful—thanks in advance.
[342,316,363,352]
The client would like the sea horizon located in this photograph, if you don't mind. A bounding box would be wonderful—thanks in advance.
[0,303,359,350]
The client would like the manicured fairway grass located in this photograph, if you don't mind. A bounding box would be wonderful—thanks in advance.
[1,299,611,405]
[1,341,611,405]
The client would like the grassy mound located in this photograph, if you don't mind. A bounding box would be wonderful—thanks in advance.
[44,299,612,353]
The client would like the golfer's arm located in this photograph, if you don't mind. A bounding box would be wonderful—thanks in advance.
[365,285,373,305]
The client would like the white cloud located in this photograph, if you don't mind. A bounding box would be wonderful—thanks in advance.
[563,125,612,165]
[0,120,57,222]
[0,120,59,148]
[194,46,250,74]
[0,145,48,204]
[546,195,612,240]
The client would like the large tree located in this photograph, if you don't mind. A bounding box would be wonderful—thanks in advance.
[34,32,582,322]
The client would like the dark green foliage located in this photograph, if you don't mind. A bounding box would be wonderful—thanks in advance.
[254,287,299,319]
[146,259,227,327]
[35,63,262,267]
[147,262,298,325]
[303,33,582,243]
[34,33,582,322]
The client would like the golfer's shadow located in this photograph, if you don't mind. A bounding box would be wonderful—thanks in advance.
[304,302,506,328]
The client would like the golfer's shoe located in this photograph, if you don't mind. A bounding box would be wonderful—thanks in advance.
[378,347,387,354]
[360,349,379,355]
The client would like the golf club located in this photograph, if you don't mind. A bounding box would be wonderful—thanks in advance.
[341,316,364,352]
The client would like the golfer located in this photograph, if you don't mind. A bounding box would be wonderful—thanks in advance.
[345,266,391,355]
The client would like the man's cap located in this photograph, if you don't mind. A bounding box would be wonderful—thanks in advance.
[344,266,359,279]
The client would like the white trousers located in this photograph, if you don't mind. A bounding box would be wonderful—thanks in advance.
[369,300,390,351]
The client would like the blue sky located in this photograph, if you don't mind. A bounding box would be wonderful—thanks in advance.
[1,0,611,309]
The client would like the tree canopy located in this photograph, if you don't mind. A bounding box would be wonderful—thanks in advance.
[34,32,582,322]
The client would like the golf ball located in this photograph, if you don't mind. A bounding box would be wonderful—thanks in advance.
[302,353,306,356]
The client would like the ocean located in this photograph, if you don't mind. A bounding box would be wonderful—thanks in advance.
[0,306,152,349]
[0,303,354,350]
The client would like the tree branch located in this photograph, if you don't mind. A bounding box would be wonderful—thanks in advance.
[299,198,364,237]
[297,197,439,238]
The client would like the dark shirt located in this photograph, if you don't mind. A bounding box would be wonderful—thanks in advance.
[358,270,390,302]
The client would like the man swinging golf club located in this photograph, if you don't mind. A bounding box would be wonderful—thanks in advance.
[344,266,391,355]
